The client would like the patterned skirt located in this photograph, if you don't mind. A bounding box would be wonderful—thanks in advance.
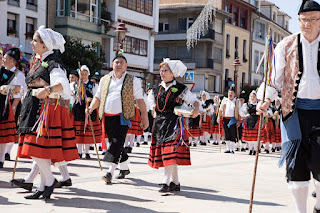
[275,126,281,144]
[242,117,260,142]
[210,119,224,135]
[201,115,211,133]
[18,104,78,162]
[71,109,102,144]
[262,120,275,144]
[127,107,143,136]
[148,130,191,169]
[0,102,18,143]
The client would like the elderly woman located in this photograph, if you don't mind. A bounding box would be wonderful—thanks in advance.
[148,58,200,193]
[70,65,101,159]
[17,26,78,200]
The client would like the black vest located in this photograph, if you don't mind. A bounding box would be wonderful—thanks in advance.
[0,67,16,121]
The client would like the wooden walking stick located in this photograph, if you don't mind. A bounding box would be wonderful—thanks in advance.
[78,62,102,171]
[218,117,221,153]
[249,28,272,213]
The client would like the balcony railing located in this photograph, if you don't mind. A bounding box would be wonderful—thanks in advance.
[200,29,215,40]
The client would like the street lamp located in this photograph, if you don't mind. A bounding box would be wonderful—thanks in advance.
[115,22,129,50]
[232,57,242,95]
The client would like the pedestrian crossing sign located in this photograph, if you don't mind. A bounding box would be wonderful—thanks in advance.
[184,72,194,83]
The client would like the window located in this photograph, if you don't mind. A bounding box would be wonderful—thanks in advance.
[26,17,35,40]
[8,0,19,6]
[178,18,187,31]
[69,0,99,23]
[235,36,239,58]
[159,22,169,32]
[119,0,153,16]
[233,8,238,26]
[57,0,65,17]
[226,34,230,58]
[26,0,37,10]
[215,19,222,34]
[187,17,194,28]
[225,69,229,91]
[252,0,257,7]
[285,21,288,30]
[254,79,259,86]
[254,51,259,71]
[225,4,232,23]
[256,22,265,39]
[113,36,148,57]
[241,72,246,88]
[177,46,192,60]
[243,40,247,62]
[208,75,216,91]
[260,52,264,73]
[273,12,276,21]
[90,0,98,23]
[7,13,17,37]
[240,10,247,29]
[154,47,168,62]
[214,47,222,62]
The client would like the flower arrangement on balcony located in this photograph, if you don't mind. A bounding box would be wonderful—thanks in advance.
[25,30,34,39]
[7,27,17,36]
[243,56,248,63]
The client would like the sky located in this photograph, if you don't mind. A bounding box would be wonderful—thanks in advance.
[267,0,320,33]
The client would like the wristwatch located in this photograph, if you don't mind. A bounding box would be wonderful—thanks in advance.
[45,86,53,94]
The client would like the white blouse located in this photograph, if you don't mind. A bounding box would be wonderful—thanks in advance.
[9,66,26,99]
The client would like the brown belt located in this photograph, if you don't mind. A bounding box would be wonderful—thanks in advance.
[39,98,70,108]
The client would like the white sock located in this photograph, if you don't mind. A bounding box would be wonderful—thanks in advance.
[272,142,276,149]
[230,142,235,151]
[277,143,281,148]
[226,141,230,151]
[105,138,110,150]
[57,162,70,182]
[163,165,173,185]
[200,135,205,142]
[314,180,320,210]
[171,164,179,185]
[84,144,90,154]
[212,134,217,142]
[24,161,40,183]
[119,160,129,170]
[77,144,83,154]
[107,163,117,175]
[32,157,55,187]
[265,142,270,150]
[248,142,254,151]
[129,134,135,147]
[0,144,7,162]
[288,181,309,213]
[124,135,130,147]
[5,142,14,154]
[136,135,141,144]
[39,171,46,191]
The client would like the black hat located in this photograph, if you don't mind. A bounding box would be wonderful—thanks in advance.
[228,84,235,92]
[298,0,320,14]
[113,50,127,63]
[239,90,245,99]
[5,48,20,62]
[70,69,79,78]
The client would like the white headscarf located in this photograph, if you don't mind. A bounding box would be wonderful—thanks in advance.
[36,25,65,53]
[163,58,187,78]
[277,97,282,104]
[201,91,210,100]
[81,65,90,75]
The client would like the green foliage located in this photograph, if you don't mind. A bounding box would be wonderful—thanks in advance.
[61,37,104,76]
[241,84,258,102]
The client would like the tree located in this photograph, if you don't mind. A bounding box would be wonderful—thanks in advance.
[60,37,104,76]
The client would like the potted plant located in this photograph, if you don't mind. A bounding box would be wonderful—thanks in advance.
[7,27,17,36]
[25,30,34,39]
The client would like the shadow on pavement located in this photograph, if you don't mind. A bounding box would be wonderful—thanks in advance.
[0,195,27,206]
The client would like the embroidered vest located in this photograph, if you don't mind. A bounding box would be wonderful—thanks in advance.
[98,72,135,121]
[282,33,308,121]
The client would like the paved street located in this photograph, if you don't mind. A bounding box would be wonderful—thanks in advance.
[0,142,317,213]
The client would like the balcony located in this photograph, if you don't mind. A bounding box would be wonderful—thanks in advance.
[154,58,214,69]
[200,29,215,40]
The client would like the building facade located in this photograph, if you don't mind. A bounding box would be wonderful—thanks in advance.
[0,0,47,57]
[251,0,291,86]
[155,0,230,95]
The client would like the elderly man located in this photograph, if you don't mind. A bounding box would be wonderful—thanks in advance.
[88,52,148,184]
[257,1,320,212]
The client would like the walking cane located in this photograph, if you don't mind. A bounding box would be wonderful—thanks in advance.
[78,62,102,171]
[218,117,221,153]
[249,28,272,213]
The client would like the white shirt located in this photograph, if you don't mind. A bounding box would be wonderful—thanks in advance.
[201,99,214,115]
[8,66,26,99]
[147,80,199,109]
[95,72,143,114]
[274,32,320,99]
[224,98,236,117]
[37,51,71,100]
[70,80,98,106]
[239,101,257,117]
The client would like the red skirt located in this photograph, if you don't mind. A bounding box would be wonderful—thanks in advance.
[275,126,281,143]
[242,117,260,142]
[0,102,18,143]
[210,119,224,135]
[148,130,191,169]
[71,109,102,144]
[127,107,143,136]
[262,120,275,143]
[18,104,78,162]
[188,127,203,137]
[201,115,211,133]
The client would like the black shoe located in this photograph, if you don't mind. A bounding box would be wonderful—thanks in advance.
[11,178,33,191]
[224,150,231,153]
[235,148,239,151]
[89,146,94,150]
[128,147,132,153]
[265,149,269,154]
[249,150,252,155]
[85,154,91,159]
[276,147,280,151]
[314,206,320,213]
[169,182,181,191]
[55,178,72,188]
[5,153,10,161]
[136,142,140,147]
[115,170,130,179]
[241,148,246,152]
[102,172,112,184]
[102,151,106,155]
[272,148,275,152]
[312,190,317,198]
[159,184,170,193]
[253,151,256,155]
[25,190,44,199]
[125,147,130,153]
[200,141,207,146]
[231,151,234,154]
[99,146,102,151]
[142,141,148,145]
[192,142,197,147]
[79,154,83,159]
[42,179,58,200]
[246,147,249,150]
[207,140,211,144]
[0,162,3,168]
